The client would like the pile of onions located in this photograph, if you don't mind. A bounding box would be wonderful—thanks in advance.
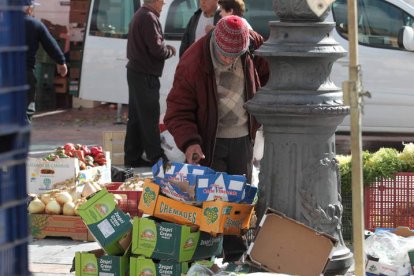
[28,187,90,216]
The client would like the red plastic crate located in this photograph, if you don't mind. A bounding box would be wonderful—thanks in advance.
[105,182,143,218]
[364,172,414,231]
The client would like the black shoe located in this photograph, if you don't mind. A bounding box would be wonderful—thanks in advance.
[125,159,152,168]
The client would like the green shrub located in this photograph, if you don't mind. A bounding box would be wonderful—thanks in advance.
[337,144,412,197]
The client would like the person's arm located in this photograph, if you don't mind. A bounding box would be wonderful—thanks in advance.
[144,13,175,59]
[38,21,66,73]
[179,18,193,58]
[164,62,202,158]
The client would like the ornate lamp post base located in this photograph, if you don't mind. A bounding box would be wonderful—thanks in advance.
[245,1,354,274]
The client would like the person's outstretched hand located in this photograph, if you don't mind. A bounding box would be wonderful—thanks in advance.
[185,144,205,165]
[57,63,68,77]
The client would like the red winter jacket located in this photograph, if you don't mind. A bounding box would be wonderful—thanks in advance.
[164,30,268,167]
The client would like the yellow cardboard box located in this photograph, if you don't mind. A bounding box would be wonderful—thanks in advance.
[138,181,254,236]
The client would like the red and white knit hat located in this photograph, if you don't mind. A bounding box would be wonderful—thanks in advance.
[213,15,250,57]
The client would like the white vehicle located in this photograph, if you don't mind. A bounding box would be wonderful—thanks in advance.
[80,0,414,135]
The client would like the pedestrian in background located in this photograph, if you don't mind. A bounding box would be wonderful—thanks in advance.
[218,0,252,29]
[24,0,67,123]
[179,0,221,57]
[124,0,176,168]
[164,16,268,182]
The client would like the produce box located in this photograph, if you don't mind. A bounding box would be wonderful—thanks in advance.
[153,160,254,203]
[105,182,143,217]
[26,152,111,194]
[29,214,95,241]
[138,181,254,236]
[245,208,337,275]
[78,189,132,255]
[132,217,222,262]
[74,247,130,276]
[130,256,188,276]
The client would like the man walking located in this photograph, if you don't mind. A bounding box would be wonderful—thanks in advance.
[24,0,67,123]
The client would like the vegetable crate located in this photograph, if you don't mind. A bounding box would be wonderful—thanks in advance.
[0,48,27,130]
[0,129,30,205]
[364,172,414,231]
[106,182,143,217]
[0,6,25,47]
[0,201,30,275]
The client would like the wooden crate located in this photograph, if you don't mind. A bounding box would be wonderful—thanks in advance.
[103,131,126,165]
[29,214,95,241]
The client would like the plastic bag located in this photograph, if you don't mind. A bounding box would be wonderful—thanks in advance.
[365,230,414,267]
[160,130,185,162]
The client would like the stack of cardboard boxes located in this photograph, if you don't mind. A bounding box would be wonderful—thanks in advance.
[68,0,89,97]
[73,160,257,275]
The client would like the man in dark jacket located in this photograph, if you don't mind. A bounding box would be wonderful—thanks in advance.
[124,0,176,167]
[179,0,221,58]
[165,15,268,181]
[24,0,67,123]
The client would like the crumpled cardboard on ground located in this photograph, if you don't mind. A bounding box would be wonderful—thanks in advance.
[245,208,337,276]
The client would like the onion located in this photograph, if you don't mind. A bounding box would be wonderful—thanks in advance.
[40,193,53,205]
[28,196,46,214]
[69,187,82,202]
[55,191,73,205]
[63,201,76,216]
[45,199,62,215]
[74,198,86,216]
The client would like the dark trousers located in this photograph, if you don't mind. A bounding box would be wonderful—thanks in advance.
[124,69,163,165]
[210,135,253,182]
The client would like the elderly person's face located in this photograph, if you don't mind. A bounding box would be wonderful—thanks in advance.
[214,47,238,66]
[200,0,218,17]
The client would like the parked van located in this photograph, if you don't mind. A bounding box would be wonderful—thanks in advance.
[79,0,414,135]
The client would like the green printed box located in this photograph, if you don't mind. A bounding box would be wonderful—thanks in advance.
[74,248,130,276]
[78,188,132,255]
[130,256,188,276]
[132,217,222,262]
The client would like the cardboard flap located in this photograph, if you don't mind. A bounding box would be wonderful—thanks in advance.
[246,209,336,276]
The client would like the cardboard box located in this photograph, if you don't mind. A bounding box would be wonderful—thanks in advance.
[245,208,337,276]
[103,131,126,166]
[131,217,222,262]
[70,67,81,79]
[153,160,254,203]
[69,11,88,24]
[53,76,68,93]
[75,248,130,276]
[30,214,94,241]
[78,189,133,255]
[70,0,90,11]
[27,153,111,194]
[130,256,188,276]
[138,181,254,235]
[69,49,83,61]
